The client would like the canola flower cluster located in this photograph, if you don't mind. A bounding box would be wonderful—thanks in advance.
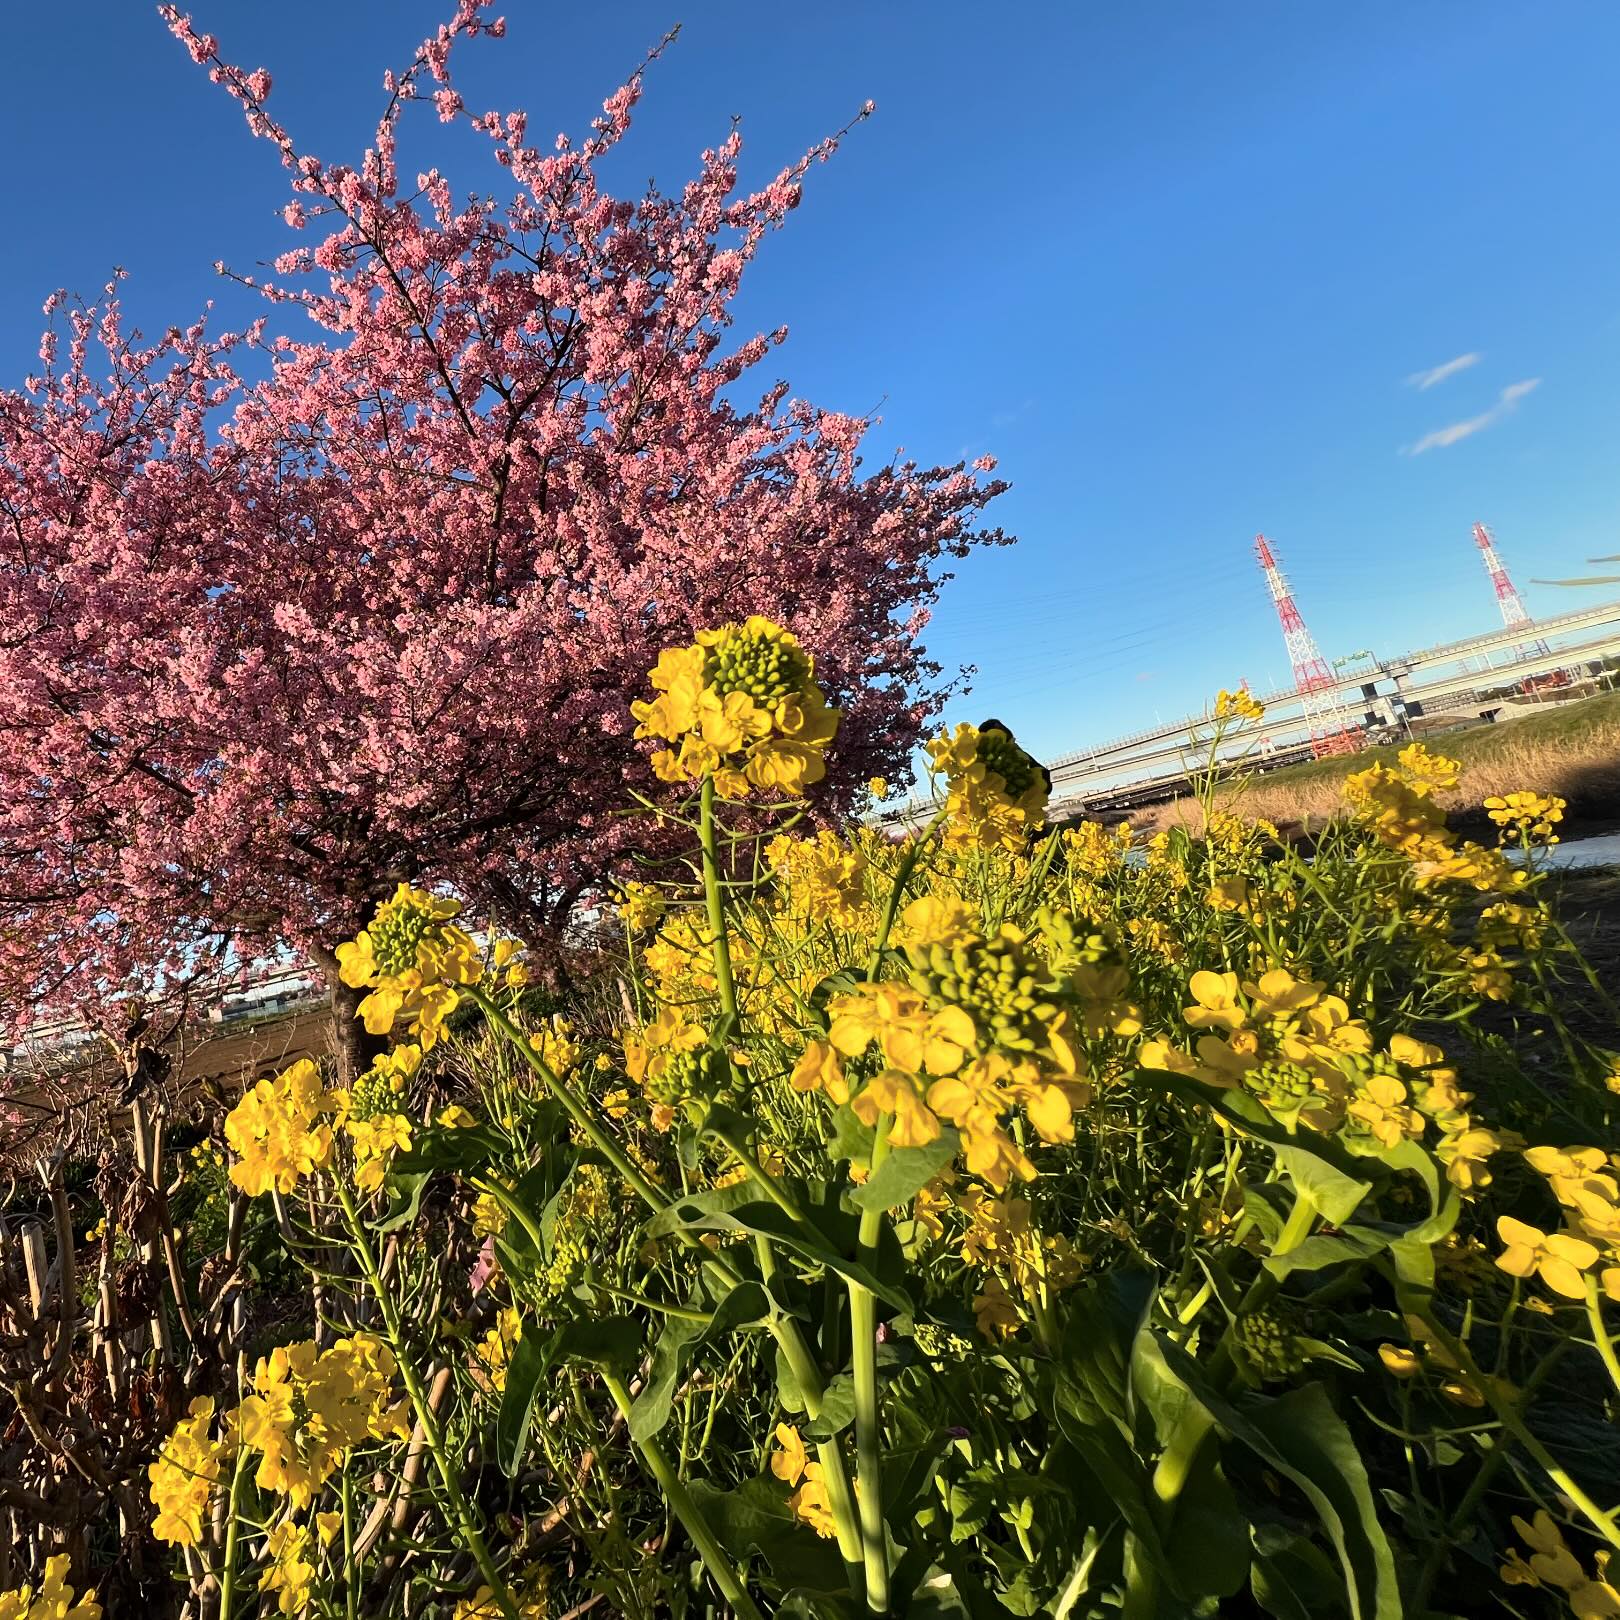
[771,1423,841,1540]
[336,881,484,1047]
[224,1050,418,1198]
[149,1334,409,1550]
[0,1558,100,1620]
[926,722,1050,852]
[1497,1143,1620,1302]
[767,828,870,930]
[631,615,840,796]
[1501,1512,1620,1619]
[1142,968,1507,1186]
[1346,744,1531,893]
[1214,686,1266,723]
[793,902,1111,1190]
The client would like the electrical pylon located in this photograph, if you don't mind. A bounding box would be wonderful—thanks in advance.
[1473,522,1549,657]
[1254,535,1357,758]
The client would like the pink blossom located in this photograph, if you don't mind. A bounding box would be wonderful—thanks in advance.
[0,6,1009,1055]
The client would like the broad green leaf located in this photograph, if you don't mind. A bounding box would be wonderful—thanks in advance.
[1250,1526,1346,1620]
[649,1197,914,1313]
[1146,1338,1400,1620]
[849,1129,961,1213]
[629,1281,769,1442]
[801,1371,857,1441]
[1272,1144,1374,1226]
[497,1315,644,1476]
[686,1477,848,1597]
[1057,1269,1157,1440]
[392,1123,506,1174]
[495,1324,551,1477]
[1167,1456,1250,1599]
[1134,1069,1375,1212]
[372,1171,428,1234]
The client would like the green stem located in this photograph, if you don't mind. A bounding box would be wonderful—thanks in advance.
[865,811,947,978]
[1587,1278,1620,1394]
[850,1114,894,1613]
[698,774,740,1020]
[590,1280,715,1323]
[601,1370,767,1620]
[334,1181,520,1620]
[218,1444,250,1620]
[1413,1303,1620,1551]
[342,1467,357,1620]
[471,988,667,1216]
[694,780,866,1582]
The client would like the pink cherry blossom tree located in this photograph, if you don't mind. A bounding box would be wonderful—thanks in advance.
[0,2,1007,1080]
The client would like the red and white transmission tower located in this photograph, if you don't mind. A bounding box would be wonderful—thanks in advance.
[1472,522,1549,657]
[1254,535,1357,758]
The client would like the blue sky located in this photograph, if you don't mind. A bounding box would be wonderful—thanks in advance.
[4,3,1619,764]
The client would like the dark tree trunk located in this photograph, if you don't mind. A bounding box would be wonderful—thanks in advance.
[308,943,389,1088]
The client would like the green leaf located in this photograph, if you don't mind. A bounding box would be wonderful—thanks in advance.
[1169,1456,1250,1599]
[827,1102,876,1168]
[392,1123,507,1174]
[849,1129,961,1214]
[1057,1269,1157,1439]
[372,1171,429,1234]
[496,1315,644,1477]
[645,1179,772,1238]
[630,1282,769,1442]
[495,1325,551,1477]
[801,1372,857,1441]
[1250,1526,1346,1620]
[687,1477,848,1596]
[1051,1527,1112,1620]
[1272,1144,1374,1226]
[649,1197,913,1313]
[807,968,864,1031]
[1134,1068,1375,1218]
[1146,1338,1400,1620]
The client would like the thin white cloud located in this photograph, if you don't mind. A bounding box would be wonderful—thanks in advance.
[1405,352,1482,390]
[1404,377,1541,456]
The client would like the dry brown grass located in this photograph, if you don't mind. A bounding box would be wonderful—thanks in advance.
[1126,691,1620,839]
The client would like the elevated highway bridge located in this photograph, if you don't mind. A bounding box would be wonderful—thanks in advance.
[879,597,1620,831]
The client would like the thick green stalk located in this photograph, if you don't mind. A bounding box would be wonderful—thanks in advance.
[850,1114,894,1613]
[334,1182,519,1620]
[602,1371,767,1620]
[217,1445,250,1620]
[698,774,740,1019]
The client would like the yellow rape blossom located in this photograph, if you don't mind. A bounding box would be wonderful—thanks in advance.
[1495,1215,1599,1299]
[260,1519,317,1616]
[631,617,839,796]
[927,721,1049,852]
[617,880,667,935]
[224,1058,334,1197]
[1215,686,1265,722]
[770,1424,839,1538]
[336,882,483,1048]
[1485,790,1565,844]
[149,1397,233,1547]
[0,1558,101,1620]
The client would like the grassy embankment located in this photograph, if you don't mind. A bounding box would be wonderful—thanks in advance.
[1132,687,1620,838]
